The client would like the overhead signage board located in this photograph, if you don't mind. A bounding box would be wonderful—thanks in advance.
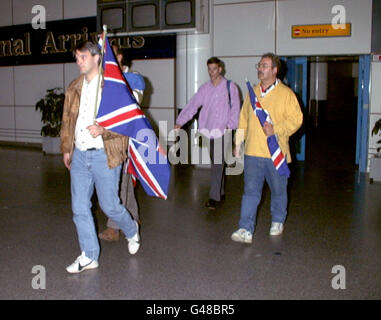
[0,16,175,67]
[292,23,351,39]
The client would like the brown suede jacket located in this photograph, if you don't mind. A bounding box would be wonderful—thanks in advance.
[60,75,128,169]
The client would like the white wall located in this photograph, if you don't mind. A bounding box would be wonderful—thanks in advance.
[13,0,63,24]
[277,0,372,55]
[63,0,96,19]
[213,1,275,57]
[368,61,381,159]
[134,58,175,136]
[211,0,373,99]
[212,0,274,98]
[0,0,12,27]
[0,0,376,171]
[0,0,98,143]
[0,66,15,141]
[0,0,175,144]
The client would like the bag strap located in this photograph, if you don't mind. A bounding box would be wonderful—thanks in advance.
[227,80,232,109]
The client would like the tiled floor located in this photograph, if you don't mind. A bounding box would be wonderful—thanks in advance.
[0,126,380,300]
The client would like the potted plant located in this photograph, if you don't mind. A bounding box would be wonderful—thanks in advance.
[370,118,381,182]
[35,87,65,154]
[371,119,381,153]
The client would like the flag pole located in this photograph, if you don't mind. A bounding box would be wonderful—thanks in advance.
[94,24,107,123]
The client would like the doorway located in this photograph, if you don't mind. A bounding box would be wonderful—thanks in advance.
[307,56,359,172]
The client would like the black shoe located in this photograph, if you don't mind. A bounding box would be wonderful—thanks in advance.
[205,199,217,210]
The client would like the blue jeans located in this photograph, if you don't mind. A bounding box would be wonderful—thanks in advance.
[238,155,288,233]
[70,148,137,261]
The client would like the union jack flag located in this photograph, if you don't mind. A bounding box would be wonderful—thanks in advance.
[246,80,290,177]
[96,35,171,199]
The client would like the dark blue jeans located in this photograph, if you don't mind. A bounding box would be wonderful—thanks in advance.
[238,155,288,233]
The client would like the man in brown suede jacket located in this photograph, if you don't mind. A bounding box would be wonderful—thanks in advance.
[61,41,140,274]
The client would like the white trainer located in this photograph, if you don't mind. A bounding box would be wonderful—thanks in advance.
[231,228,252,244]
[127,221,140,255]
[270,222,284,236]
[66,252,99,274]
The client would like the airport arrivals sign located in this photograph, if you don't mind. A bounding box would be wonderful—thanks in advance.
[292,23,351,38]
[0,16,175,67]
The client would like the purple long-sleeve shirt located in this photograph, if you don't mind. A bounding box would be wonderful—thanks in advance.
[176,78,240,139]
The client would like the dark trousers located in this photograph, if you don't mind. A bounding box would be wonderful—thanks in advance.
[207,136,225,201]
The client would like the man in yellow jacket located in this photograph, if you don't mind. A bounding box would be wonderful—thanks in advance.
[231,53,303,243]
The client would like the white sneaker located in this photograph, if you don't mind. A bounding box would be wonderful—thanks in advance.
[66,252,99,274]
[127,221,140,255]
[231,228,252,244]
[270,222,284,236]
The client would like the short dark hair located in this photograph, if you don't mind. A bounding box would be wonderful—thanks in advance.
[112,44,123,56]
[74,41,101,56]
[207,56,223,68]
[261,52,281,72]
[112,45,132,68]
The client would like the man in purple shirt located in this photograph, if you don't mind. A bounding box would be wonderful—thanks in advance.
[175,57,240,209]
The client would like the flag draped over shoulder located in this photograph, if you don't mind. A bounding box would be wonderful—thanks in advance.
[246,80,290,177]
[96,35,171,199]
